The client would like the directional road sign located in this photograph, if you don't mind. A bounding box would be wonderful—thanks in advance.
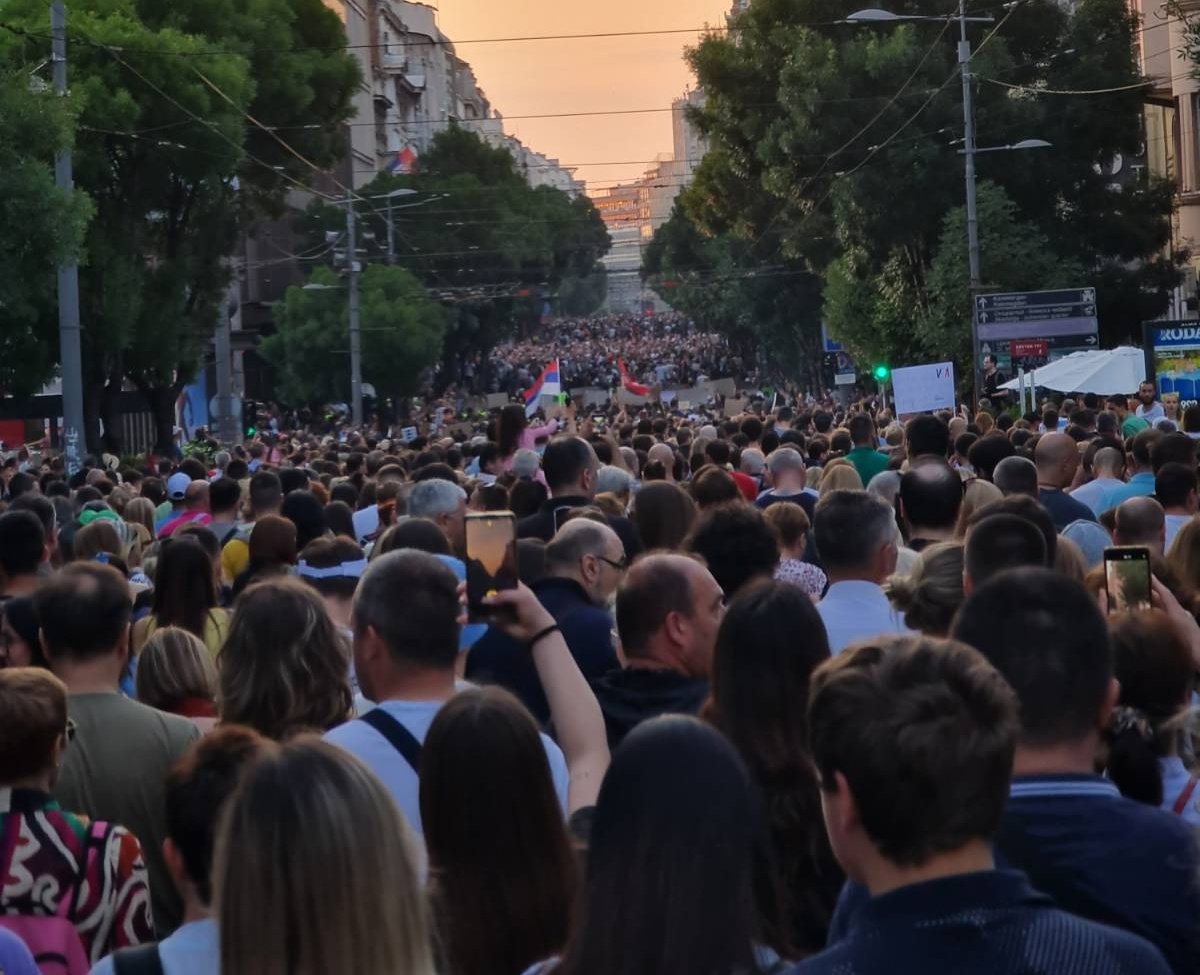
[976,288,1098,342]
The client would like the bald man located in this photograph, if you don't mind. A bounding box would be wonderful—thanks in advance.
[1114,496,1167,557]
[899,459,964,551]
[1035,432,1098,530]
[1070,445,1126,515]
[647,442,677,482]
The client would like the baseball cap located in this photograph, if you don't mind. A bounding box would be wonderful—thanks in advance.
[166,472,192,501]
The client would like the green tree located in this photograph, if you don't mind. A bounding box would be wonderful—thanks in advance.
[681,0,1176,381]
[0,0,359,450]
[261,265,447,407]
[300,127,610,387]
[0,72,92,397]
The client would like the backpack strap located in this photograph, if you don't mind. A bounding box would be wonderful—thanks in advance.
[360,708,423,772]
[112,943,165,975]
[1173,775,1199,816]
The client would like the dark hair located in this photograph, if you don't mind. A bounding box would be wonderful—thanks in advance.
[631,481,697,552]
[9,494,55,541]
[508,478,547,519]
[421,687,577,975]
[281,491,327,550]
[1151,432,1197,474]
[690,467,739,509]
[166,726,274,904]
[0,510,45,580]
[615,554,695,659]
[278,468,310,496]
[34,563,131,662]
[330,482,359,508]
[967,435,1016,481]
[740,416,764,442]
[686,504,779,601]
[152,537,218,641]
[847,413,875,446]
[1,597,45,668]
[472,484,510,512]
[248,471,283,514]
[1104,612,1195,807]
[542,438,596,494]
[498,404,527,458]
[905,415,950,459]
[809,637,1018,866]
[324,500,356,540]
[966,495,1057,565]
[706,582,839,955]
[376,518,452,557]
[556,717,763,975]
[209,477,242,516]
[355,550,460,671]
[298,536,367,601]
[1130,428,1163,469]
[952,568,1111,746]
[813,490,895,574]
[1155,462,1197,510]
[964,513,1048,586]
[900,460,963,531]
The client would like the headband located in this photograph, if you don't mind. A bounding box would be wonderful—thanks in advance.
[296,558,367,580]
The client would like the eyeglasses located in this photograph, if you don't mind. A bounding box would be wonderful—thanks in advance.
[595,554,629,572]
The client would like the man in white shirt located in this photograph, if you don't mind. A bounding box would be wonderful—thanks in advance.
[1136,381,1166,424]
[325,550,568,836]
[1070,445,1125,515]
[814,489,912,653]
[1155,463,1197,553]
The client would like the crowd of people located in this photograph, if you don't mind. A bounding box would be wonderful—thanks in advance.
[1,381,1199,974]
[484,312,741,393]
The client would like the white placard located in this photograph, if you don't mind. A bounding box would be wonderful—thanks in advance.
[890,362,956,415]
[660,390,676,404]
[400,426,419,443]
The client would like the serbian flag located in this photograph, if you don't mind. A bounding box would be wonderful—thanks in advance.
[523,360,561,417]
[618,358,650,397]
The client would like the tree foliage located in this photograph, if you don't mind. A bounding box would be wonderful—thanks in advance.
[262,265,447,406]
[656,0,1177,384]
[0,0,359,449]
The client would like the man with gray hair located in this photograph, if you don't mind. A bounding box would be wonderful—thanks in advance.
[407,477,467,556]
[756,445,816,518]
[466,519,625,724]
[814,489,912,653]
[511,448,540,481]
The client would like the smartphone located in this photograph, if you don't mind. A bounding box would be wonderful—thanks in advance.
[465,511,518,623]
[1104,546,1152,614]
[552,505,572,534]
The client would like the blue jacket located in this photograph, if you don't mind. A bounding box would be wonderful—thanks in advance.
[464,576,618,725]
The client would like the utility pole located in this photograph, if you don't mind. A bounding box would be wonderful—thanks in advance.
[213,277,240,446]
[959,0,983,408]
[386,194,396,265]
[51,1,85,474]
[346,201,364,429]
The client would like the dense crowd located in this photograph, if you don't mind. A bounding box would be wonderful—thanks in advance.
[1,379,1200,974]
[483,312,741,393]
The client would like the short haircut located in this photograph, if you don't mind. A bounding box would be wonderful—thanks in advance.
[1151,432,1197,474]
[1130,428,1163,468]
[905,415,950,459]
[766,446,805,477]
[951,568,1111,746]
[966,435,1015,481]
[166,726,274,905]
[542,437,597,493]
[992,456,1039,497]
[813,490,896,574]
[376,519,451,558]
[34,562,131,662]
[0,510,45,579]
[298,536,368,600]
[691,467,740,508]
[354,550,460,670]
[1156,462,1197,510]
[899,461,963,530]
[407,479,466,520]
[249,471,283,514]
[809,638,1017,866]
[8,493,55,540]
[686,504,779,601]
[847,413,875,446]
[0,668,68,780]
[965,495,1056,565]
[545,519,617,573]
[762,500,810,548]
[209,477,242,515]
[964,513,1048,586]
[616,554,695,659]
[1114,497,1165,547]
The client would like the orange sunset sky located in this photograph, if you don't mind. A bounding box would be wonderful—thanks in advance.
[435,0,731,192]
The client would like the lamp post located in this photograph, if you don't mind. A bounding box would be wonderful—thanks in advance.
[845,3,1051,406]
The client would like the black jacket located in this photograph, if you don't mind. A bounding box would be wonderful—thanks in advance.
[590,667,709,750]
[517,495,642,558]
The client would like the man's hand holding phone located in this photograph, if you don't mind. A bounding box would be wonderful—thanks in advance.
[483,584,557,645]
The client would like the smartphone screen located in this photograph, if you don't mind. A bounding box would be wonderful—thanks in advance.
[552,506,572,534]
[1104,546,1151,614]
[466,512,517,622]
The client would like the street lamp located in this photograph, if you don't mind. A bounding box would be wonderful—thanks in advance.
[847,3,1050,406]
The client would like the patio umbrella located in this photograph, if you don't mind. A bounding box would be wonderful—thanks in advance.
[998,346,1145,396]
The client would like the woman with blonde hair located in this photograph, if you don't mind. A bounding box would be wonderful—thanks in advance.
[123,496,157,539]
[219,578,352,740]
[954,478,1003,538]
[135,626,218,731]
[817,459,864,497]
[214,738,435,975]
[886,541,964,637]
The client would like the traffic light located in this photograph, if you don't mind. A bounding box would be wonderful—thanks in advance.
[242,399,258,438]
[872,364,890,382]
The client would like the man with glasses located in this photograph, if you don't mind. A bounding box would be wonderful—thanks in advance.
[465,519,626,724]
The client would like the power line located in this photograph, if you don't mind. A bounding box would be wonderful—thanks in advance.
[981,76,1153,95]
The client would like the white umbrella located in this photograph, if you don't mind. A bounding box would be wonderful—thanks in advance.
[998,346,1145,395]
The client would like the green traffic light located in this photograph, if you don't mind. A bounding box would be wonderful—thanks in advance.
[246,426,256,437]
[872,365,890,381]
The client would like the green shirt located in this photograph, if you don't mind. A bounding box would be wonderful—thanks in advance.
[845,445,889,486]
[1121,415,1150,438]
